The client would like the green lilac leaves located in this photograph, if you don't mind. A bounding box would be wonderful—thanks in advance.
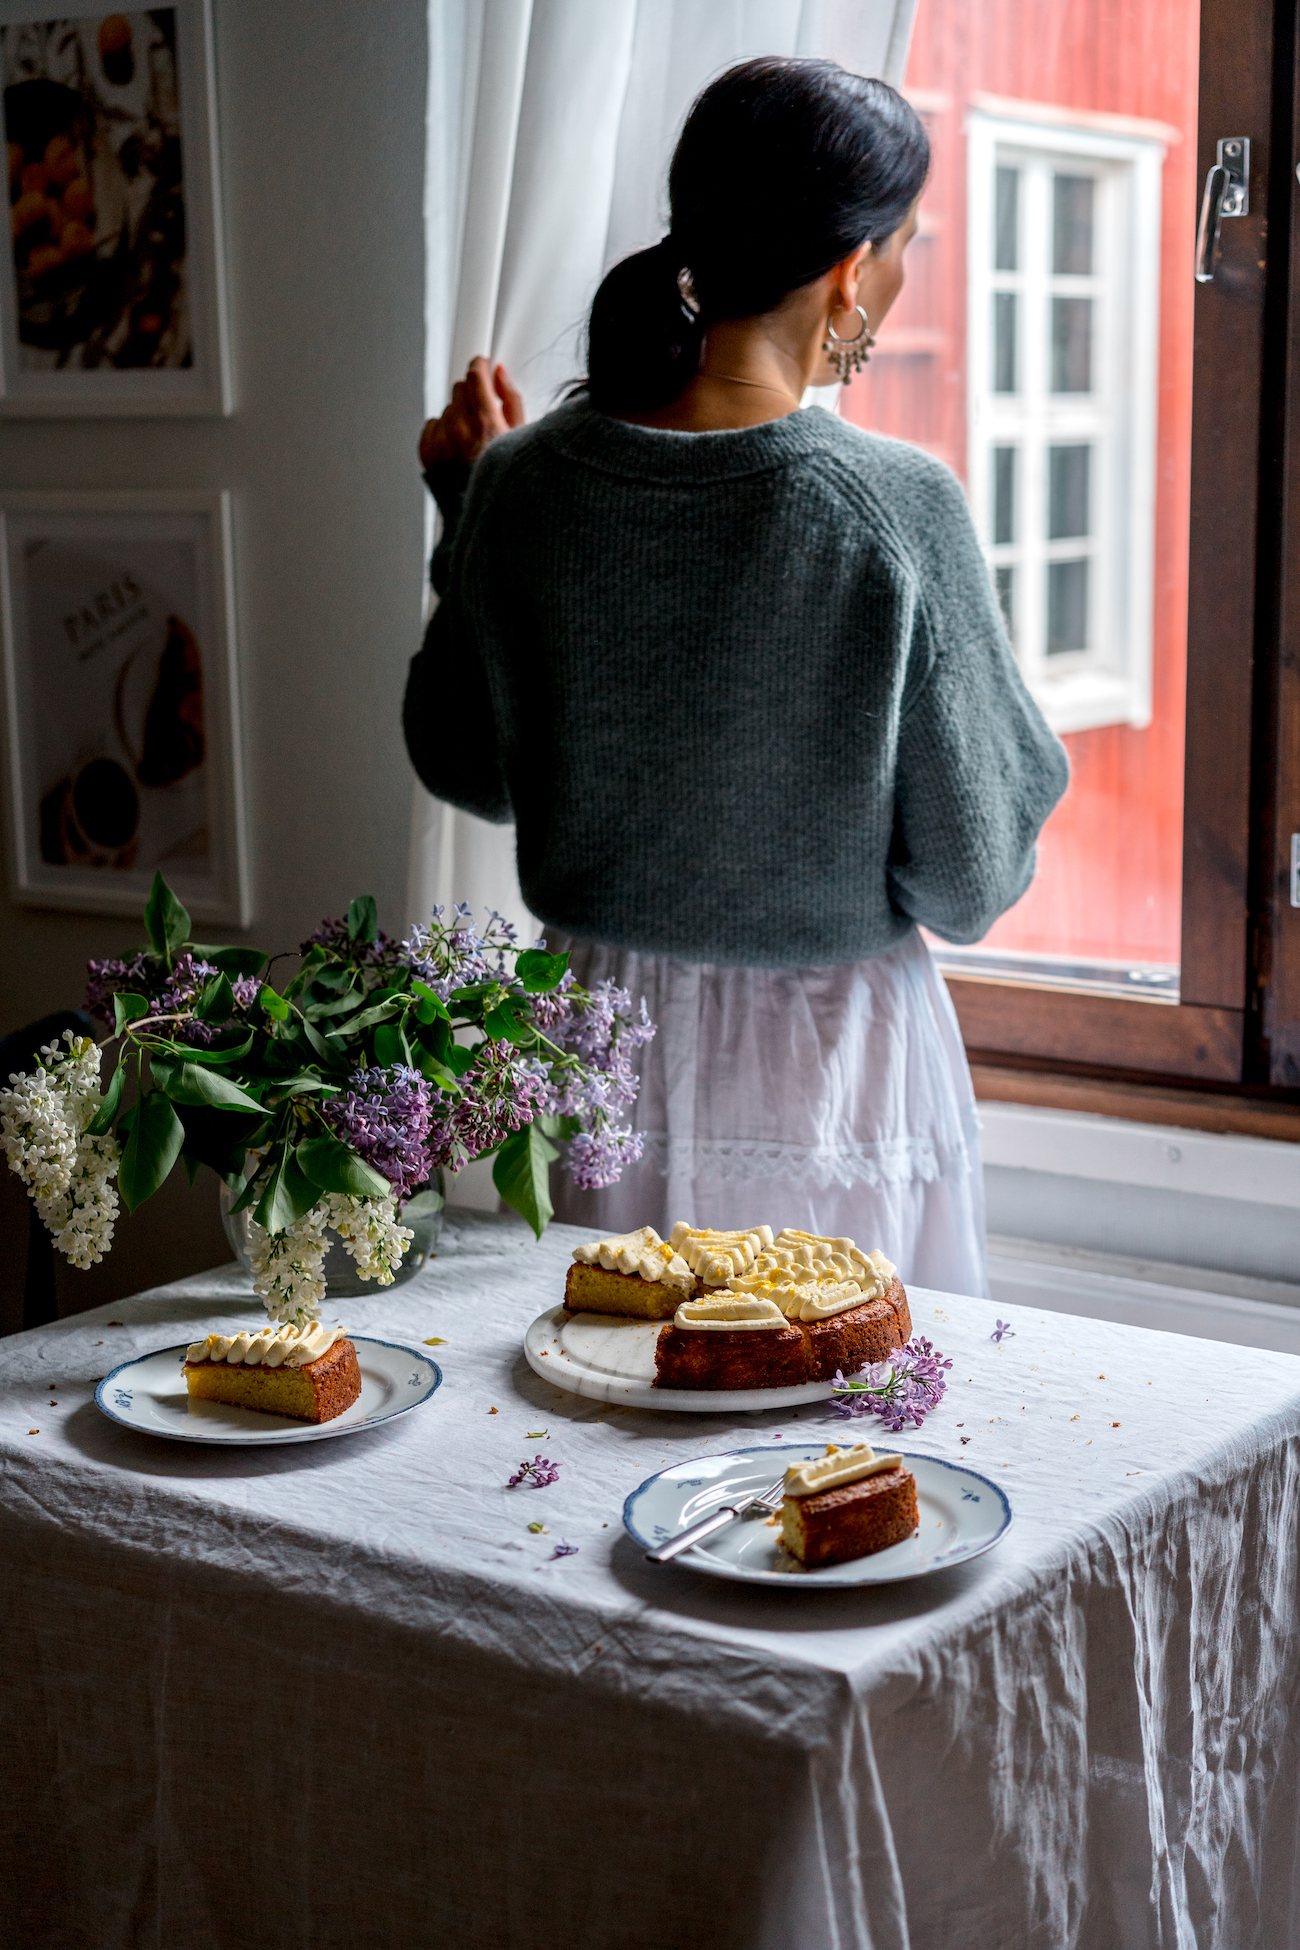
[84,1057,125,1137]
[493,1121,558,1240]
[118,1092,185,1212]
[112,991,148,1035]
[347,894,379,944]
[515,948,568,993]
[296,1134,390,1200]
[148,1057,263,1114]
[252,1146,320,1233]
[143,872,191,960]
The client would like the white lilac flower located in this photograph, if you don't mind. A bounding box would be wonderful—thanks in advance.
[0,1031,121,1264]
[247,1202,332,1322]
[325,1191,413,1286]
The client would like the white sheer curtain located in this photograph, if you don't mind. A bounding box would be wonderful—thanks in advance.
[409,0,919,939]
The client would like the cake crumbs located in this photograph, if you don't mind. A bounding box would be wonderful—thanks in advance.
[1112,1421,1121,1428]
[488,1406,498,1414]
[28,1429,38,1435]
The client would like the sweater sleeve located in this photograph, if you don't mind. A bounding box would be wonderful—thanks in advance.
[402,451,512,823]
[886,469,1070,944]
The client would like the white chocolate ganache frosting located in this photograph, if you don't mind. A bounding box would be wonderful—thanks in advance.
[729,1229,897,1322]
[784,1443,905,1497]
[672,1293,788,1332]
[185,1322,346,1368]
[571,1225,694,1293]
[669,1223,774,1287]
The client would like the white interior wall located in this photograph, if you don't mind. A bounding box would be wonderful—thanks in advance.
[0,0,429,1296]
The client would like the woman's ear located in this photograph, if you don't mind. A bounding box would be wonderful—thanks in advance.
[834,240,874,312]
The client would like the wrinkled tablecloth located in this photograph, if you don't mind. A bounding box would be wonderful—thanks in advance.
[3,1210,1300,1950]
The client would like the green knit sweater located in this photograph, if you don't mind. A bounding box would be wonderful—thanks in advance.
[403,400,1068,967]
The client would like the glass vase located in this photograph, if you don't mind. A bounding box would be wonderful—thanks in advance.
[219,1172,444,1299]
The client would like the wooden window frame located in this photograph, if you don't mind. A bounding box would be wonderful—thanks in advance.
[948,0,1300,1123]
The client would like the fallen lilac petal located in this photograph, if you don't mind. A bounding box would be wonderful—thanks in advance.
[551,1541,578,1559]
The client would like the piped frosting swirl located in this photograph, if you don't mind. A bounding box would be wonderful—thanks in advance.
[185,1323,346,1368]
[784,1443,905,1497]
[571,1226,694,1293]
[729,1230,896,1321]
[669,1223,774,1286]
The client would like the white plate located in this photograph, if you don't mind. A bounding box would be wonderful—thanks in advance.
[624,1444,1012,1586]
[524,1304,835,1413]
[94,1336,442,1446]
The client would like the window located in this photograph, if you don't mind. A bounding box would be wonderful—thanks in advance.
[967,107,1166,736]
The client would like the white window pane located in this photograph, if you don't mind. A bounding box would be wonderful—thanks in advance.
[994,291,1017,391]
[1052,173,1095,274]
[1048,444,1090,538]
[1050,295,1092,391]
[1047,559,1089,652]
[995,165,1020,270]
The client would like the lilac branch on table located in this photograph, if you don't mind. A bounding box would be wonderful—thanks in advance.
[829,1336,953,1433]
[508,1455,560,1488]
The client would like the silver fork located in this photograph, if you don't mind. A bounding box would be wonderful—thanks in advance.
[645,1477,785,1564]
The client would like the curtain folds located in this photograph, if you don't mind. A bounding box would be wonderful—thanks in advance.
[408,0,920,938]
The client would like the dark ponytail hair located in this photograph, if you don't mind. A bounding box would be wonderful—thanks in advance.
[582,58,929,415]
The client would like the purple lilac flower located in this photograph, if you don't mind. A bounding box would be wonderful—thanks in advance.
[154,952,221,1045]
[85,952,152,1026]
[829,1336,954,1433]
[991,1319,1014,1343]
[232,975,262,1009]
[551,1541,578,1559]
[566,1125,646,1190]
[302,916,396,968]
[508,1455,560,1488]
[431,1044,548,1170]
[399,904,520,1001]
[320,1064,437,1201]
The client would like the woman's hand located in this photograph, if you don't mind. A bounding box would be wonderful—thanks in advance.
[419,358,525,473]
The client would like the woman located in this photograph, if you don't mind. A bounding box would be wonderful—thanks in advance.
[404,58,1068,1297]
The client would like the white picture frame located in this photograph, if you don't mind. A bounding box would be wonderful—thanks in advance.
[0,0,230,415]
[0,489,250,924]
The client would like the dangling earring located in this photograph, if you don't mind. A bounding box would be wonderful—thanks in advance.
[823,304,875,385]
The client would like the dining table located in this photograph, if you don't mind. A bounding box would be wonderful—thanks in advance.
[3,1207,1300,1950]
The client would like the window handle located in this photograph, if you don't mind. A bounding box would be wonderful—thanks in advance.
[1195,138,1250,283]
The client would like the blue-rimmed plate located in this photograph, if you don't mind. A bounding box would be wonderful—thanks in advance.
[94,1336,442,1446]
[625,1444,1012,1586]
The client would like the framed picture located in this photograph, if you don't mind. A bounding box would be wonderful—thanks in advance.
[0,489,250,924]
[0,0,229,414]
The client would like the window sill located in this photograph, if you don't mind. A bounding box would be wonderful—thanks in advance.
[972,1061,1300,1143]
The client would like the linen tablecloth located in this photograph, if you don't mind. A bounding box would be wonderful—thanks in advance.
[3,1211,1300,1950]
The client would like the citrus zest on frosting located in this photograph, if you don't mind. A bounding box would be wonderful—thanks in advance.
[784,1443,905,1497]
[729,1230,897,1321]
[571,1226,694,1292]
[669,1223,774,1286]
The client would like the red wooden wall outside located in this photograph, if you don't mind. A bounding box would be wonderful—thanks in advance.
[842,0,1200,972]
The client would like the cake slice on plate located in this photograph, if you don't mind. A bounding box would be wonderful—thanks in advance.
[184,1322,362,1423]
[779,1443,919,1567]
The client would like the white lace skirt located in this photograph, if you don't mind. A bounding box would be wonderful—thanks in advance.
[550,927,990,1299]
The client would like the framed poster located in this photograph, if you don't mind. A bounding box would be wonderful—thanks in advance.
[0,0,229,414]
[0,490,250,923]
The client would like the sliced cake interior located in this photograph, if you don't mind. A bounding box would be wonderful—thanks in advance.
[184,1322,361,1423]
[565,1226,695,1319]
[780,1443,919,1567]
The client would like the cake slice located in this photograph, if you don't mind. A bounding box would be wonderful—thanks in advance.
[780,1444,918,1568]
[654,1292,807,1389]
[184,1323,361,1423]
[565,1227,696,1319]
